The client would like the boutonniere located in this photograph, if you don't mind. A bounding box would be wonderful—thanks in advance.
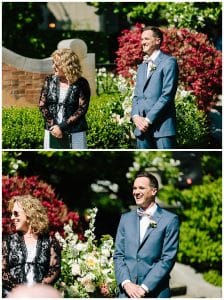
[148,61,157,72]
[148,219,157,228]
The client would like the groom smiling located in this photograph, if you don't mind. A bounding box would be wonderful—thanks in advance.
[113,172,179,298]
[131,26,179,149]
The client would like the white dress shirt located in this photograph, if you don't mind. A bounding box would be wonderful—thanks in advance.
[146,49,160,78]
[139,203,157,243]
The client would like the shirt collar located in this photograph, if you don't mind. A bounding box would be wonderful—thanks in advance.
[141,202,157,216]
[149,50,160,62]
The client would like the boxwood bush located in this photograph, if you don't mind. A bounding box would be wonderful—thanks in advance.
[175,90,209,148]
[86,94,131,149]
[2,107,44,149]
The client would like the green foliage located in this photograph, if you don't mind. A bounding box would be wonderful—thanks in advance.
[126,151,182,186]
[160,176,222,284]
[203,270,222,287]
[90,2,221,32]
[2,152,27,176]
[2,107,44,149]
[173,179,220,264]
[164,2,221,30]
[87,94,131,149]
[175,90,209,148]
[158,185,184,208]
[96,68,120,95]
[201,153,222,178]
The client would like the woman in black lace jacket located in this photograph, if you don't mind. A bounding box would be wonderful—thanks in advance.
[39,48,91,149]
[2,195,61,298]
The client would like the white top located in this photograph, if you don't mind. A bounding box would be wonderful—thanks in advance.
[25,244,37,286]
[139,202,157,243]
[57,86,69,123]
[146,49,160,77]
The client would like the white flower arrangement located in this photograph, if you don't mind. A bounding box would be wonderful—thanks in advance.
[55,207,117,298]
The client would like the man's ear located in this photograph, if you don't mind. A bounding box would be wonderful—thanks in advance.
[152,188,158,196]
[156,38,161,47]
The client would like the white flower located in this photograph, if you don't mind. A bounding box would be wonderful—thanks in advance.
[101,248,110,257]
[72,263,81,276]
[84,254,99,268]
[79,275,96,293]
[64,224,73,234]
[148,61,157,72]
[75,242,87,252]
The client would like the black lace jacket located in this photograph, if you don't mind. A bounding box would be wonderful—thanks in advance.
[2,233,61,297]
[39,75,91,133]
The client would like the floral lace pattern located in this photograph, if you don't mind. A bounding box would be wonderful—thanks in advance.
[2,233,61,297]
[39,75,91,133]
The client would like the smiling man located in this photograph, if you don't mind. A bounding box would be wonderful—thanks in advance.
[131,26,179,149]
[113,172,179,298]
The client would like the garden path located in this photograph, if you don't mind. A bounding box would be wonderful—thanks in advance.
[171,262,222,298]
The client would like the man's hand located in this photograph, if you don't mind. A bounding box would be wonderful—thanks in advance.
[50,125,63,138]
[123,282,146,298]
[133,116,150,133]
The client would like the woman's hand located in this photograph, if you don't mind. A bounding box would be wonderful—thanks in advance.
[50,125,63,138]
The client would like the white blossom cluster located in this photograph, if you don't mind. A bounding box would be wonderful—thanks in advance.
[55,207,117,297]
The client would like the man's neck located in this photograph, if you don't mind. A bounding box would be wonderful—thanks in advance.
[141,201,156,211]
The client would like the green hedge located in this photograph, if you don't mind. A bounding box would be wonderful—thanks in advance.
[87,94,131,149]
[175,91,209,148]
[2,91,210,149]
[159,176,222,286]
[2,95,131,149]
[2,107,44,149]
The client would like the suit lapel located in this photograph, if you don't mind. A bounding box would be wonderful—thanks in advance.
[129,211,141,249]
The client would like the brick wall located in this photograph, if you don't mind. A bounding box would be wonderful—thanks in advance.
[2,63,48,107]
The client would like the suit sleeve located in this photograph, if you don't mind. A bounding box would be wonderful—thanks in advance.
[142,215,179,292]
[113,215,131,287]
[131,65,142,118]
[146,57,179,123]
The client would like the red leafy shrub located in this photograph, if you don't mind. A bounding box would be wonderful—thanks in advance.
[116,25,222,111]
[116,23,144,78]
[2,176,82,237]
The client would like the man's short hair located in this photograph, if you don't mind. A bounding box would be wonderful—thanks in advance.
[143,26,163,45]
[135,171,159,189]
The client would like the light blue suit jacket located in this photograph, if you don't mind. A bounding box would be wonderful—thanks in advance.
[113,205,179,298]
[131,51,179,138]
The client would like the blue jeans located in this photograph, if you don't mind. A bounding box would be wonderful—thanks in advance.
[136,134,176,149]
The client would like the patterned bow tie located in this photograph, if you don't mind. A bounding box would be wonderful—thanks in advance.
[137,208,151,218]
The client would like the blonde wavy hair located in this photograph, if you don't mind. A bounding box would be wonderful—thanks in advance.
[52,48,82,84]
[8,195,49,235]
